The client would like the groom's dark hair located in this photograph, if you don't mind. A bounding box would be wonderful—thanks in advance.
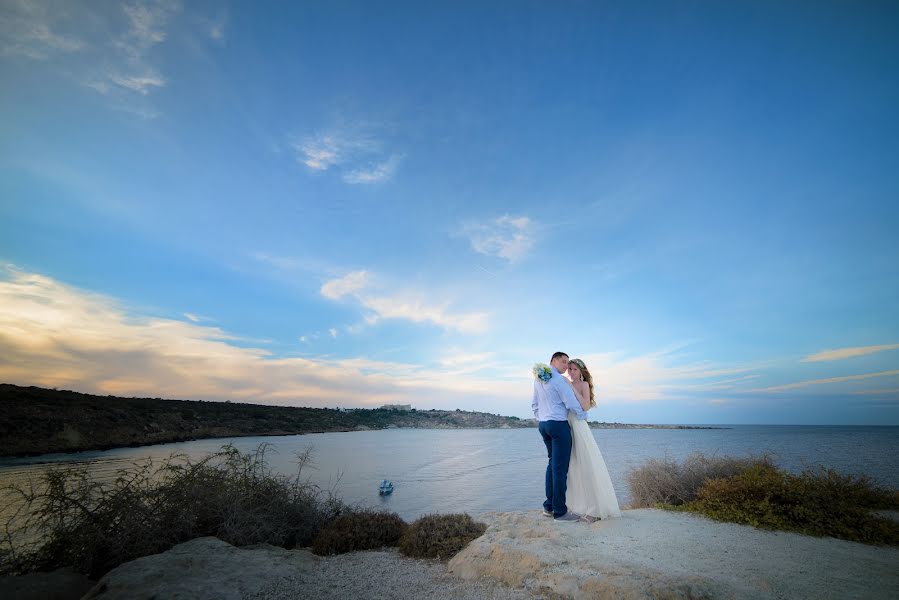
[551,351,569,361]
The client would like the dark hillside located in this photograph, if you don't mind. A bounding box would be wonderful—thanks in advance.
[0,384,529,457]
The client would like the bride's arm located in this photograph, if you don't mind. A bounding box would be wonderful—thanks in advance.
[570,380,591,411]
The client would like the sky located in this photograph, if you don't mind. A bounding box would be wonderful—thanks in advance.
[1,1,898,425]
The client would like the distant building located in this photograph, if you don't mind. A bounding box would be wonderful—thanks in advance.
[381,404,412,411]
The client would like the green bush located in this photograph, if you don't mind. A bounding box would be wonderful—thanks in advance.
[677,463,899,545]
[627,452,773,507]
[1,444,345,578]
[398,513,486,560]
[311,509,407,555]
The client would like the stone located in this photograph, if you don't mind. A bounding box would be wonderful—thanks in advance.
[447,509,899,599]
[82,537,318,600]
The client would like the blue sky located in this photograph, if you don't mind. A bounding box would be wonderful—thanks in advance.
[1,1,898,424]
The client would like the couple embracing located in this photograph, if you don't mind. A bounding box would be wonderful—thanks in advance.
[532,352,621,522]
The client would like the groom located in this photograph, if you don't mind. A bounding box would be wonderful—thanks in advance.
[532,351,589,521]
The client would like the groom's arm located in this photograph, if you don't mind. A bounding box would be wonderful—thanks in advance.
[556,378,588,420]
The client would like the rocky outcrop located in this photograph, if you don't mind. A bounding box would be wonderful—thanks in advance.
[448,509,899,599]
[80,536,533,600]
[40,510,899,600]
[82,537,316,600]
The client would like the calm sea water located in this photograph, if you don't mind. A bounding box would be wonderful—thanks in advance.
[1,426,897,521]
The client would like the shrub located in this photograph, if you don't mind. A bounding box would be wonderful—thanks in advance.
[679,463,899,545]
[311,509,407,555]
[398,513,486,560]
[0,444,345,578]
[627,452,773,507]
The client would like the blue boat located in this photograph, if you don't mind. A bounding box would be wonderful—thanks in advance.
[378,479,394,495]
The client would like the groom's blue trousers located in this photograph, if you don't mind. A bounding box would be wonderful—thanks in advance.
[538,420,572,517]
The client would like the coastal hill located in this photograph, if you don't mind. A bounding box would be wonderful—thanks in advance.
[0,384,525,457]
[0,384,719,457]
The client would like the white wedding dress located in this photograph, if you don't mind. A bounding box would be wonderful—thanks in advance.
[566,411,621,519]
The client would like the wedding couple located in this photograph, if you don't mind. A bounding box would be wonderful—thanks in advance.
[532,352,621,522]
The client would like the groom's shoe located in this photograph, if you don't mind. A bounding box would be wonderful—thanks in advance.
[553,512,581,522]
[542,509,553,517]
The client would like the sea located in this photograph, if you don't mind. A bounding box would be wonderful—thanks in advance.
[1,426,897,521]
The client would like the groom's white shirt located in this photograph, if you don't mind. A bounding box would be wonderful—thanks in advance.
[532,366,589,422]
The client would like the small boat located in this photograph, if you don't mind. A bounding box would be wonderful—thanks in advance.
[378,479,394,495]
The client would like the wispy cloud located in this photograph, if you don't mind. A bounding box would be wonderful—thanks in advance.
[294,125,401,184]
[320,271,489,334]
[99,0,180,97]
[320,270,370,300]
[207,16,226,41]
[107,72,166,94]
[801,344,899,363]
[756,370,899,392]
[460,215,535,262]
[183,312,215,323]
[0,0,87,60]
[118,1,175,55]
[0,1,225,118]
[0,1,86,60]
[360,295,488,334]
[297,135,343,171]
[247,252,341,280]
[343,154,402,184]
[0,267,510,409]
[578,349,755,403]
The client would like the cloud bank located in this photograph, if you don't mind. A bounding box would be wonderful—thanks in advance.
[0,267,505,409]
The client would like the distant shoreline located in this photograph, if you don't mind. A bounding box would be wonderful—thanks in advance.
[587,422,729,430]
[1,423,730,461]
[0,383,729,458]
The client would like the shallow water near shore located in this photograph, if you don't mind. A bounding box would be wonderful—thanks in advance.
[1,425,897,521]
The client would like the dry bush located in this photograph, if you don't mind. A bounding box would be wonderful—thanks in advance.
[0,444,345,578]
[311,509,407,555]
[627,452,773,508]
[398,513,486,560]
[683,463,899,545]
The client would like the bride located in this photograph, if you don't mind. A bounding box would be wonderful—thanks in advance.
[565,358,621,521]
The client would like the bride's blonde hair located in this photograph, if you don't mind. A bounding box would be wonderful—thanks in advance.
[570,358,595,407]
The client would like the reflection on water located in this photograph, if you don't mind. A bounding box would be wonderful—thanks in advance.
[1,426,897,522]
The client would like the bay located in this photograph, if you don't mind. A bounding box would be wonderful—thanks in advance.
[1,426,898,522]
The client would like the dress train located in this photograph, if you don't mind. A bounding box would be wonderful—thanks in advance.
[566,411,621,519]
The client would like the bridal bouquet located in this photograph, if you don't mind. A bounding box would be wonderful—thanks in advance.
[533,363,552,383]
